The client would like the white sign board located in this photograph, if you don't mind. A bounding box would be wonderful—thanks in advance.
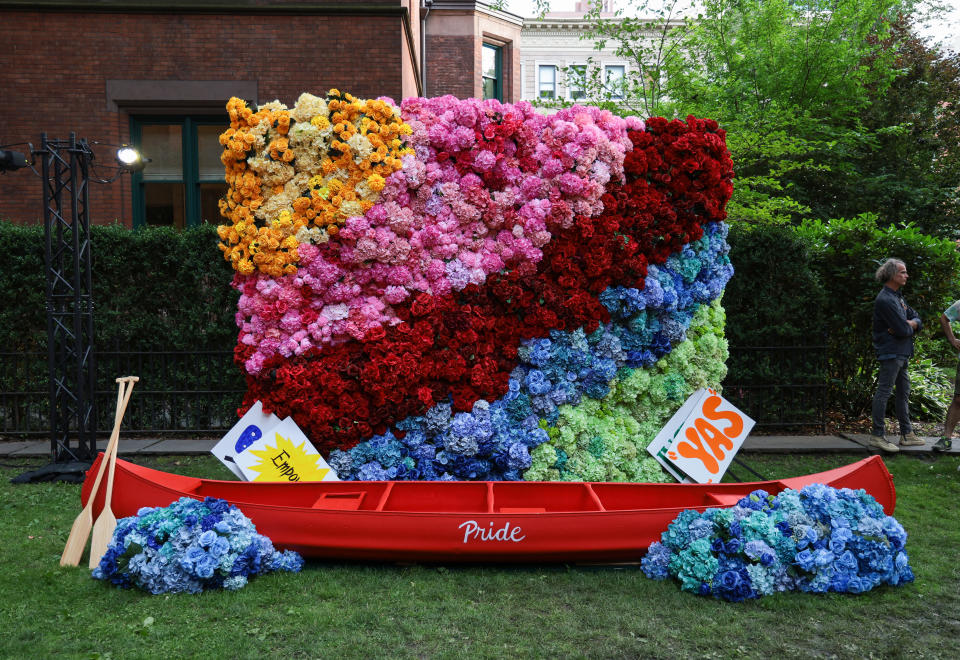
[646,389,704,483]
[211,401,280,479]
[647,388,754,484]
[233,416,339,482]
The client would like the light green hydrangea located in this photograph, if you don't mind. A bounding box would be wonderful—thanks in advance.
[523,299,729,483]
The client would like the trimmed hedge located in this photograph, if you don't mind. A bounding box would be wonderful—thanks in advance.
[795,214,960,415]
[1,221,238,352]
[724,222,828,347]
[724,215,960,418]
[721,223,829,425]
[5,217,957,427]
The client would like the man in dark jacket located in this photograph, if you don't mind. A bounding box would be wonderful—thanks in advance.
[870,258,925,452]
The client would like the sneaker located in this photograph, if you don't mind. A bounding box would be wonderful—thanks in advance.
[867,435,900,453]
[899,432,925,447]
[933,437,952,453]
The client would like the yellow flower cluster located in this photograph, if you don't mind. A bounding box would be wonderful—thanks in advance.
[216,91,412,277]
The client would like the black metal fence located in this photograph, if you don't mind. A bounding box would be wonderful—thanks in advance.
[0,349,244,437]
[0,345,827,438]
[722,345,828,432]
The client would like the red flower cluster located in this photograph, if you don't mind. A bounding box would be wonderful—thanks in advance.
[237,116,734,455]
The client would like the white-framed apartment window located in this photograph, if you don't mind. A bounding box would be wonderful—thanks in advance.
[567,64,587,101]
[605,64,626,100]
[538,64,557,99]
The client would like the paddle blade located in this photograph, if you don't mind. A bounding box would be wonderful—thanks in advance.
[60,508,93,567]
[88,511,117,570]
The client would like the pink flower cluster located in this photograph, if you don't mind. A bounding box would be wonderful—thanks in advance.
[235,97,641,375]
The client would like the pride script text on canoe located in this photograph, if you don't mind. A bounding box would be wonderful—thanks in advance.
[458,520,526,544]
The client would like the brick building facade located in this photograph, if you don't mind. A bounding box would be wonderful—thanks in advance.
[423,0,522,102]
[0,0,528,228]
[0,0,423,227]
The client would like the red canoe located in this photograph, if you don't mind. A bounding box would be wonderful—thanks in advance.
[81,455,895,563]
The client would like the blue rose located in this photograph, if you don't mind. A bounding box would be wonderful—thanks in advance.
[720,570,742,590]
[195,554,217,579]
[724,538,743,555]
[795,549,815,571]
[846,576,868,594]
[198,530,217,548]
[210,536,230,558]
[830,572,852,593]
[837,550,858,572]
[182,545,206,569]
[203,497,231,515]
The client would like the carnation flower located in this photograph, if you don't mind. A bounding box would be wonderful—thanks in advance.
[227,96,738,474]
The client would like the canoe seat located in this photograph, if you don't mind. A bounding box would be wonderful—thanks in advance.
[703,492,744,507]
[498,507,546,513]
[313,492,365,510]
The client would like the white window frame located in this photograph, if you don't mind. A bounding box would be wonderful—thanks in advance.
[604,64,626,100]
[567,63,588,101]
[538,64,557,100]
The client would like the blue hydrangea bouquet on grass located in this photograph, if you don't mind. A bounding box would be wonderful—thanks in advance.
[641,484,914,601]
[92,497,303,594]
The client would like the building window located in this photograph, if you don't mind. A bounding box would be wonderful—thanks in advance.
[568,64,587,101]
[539,65,557,99]
[130,116,229,229]
[605,65,626,100]
[482,44,503,101]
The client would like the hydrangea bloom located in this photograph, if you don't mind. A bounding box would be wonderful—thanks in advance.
[641,485,914,601]
[93,497,303,594]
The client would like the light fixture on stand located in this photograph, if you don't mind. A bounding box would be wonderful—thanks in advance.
[115,145,147,173]
[4,134,148,481]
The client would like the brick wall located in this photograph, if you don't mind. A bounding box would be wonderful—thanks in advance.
[0,7,405,226]
[425,6,523,103]
[426,34,476,99]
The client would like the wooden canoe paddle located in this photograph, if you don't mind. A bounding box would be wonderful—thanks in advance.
[87,376,138,569]
[59,376,138,568]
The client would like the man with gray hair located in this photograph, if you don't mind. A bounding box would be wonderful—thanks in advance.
[870,258,925,452]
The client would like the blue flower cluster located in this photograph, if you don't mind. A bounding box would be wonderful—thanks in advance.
[92,497,304,594]
[329,223,733,481]
[329,399,546,481]
[601,222,733,368]
[641,484,914,601]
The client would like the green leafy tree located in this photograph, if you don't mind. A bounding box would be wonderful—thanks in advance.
[580,0,919,225]
[787,17,960,232]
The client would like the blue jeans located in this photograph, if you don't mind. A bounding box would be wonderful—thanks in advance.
[871,357,912,437]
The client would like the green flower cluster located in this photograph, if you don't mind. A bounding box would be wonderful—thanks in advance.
[525,300,728,482]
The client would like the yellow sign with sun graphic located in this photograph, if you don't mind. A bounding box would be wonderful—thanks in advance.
[234,417,339,482]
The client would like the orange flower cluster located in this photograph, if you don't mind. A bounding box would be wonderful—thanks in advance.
[217,97,299,277]
[215,91,411,277]
[287,90,411,239]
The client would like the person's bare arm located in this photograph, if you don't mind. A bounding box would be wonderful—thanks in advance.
[941,313,960,351]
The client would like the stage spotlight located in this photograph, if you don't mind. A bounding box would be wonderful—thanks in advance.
[115,146,146,172]
[0,148,28,172]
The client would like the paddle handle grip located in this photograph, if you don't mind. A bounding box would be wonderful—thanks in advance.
[102,377,138,505]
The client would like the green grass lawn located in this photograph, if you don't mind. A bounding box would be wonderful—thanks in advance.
[1,453,958,659]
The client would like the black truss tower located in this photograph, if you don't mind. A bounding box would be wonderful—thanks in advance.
[40,134,97,462]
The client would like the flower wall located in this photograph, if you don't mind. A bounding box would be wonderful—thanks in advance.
[217,91,734,482]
